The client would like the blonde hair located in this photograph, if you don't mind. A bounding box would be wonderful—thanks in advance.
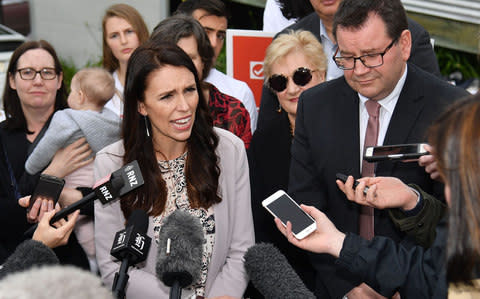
[263,30,327,81]
[72,67,115,107]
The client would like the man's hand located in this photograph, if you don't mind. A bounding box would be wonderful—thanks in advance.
[275,205,345,257]
[336,176,418,211]
[418,144,442,182]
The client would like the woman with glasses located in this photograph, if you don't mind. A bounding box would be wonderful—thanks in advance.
[102,4,149,118]
[247,29,327,292]
[0,40,90,269]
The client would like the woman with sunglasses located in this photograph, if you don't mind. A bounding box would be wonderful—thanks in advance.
[247,29,327,292]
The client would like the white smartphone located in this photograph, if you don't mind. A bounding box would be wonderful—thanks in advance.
[364,143,429,162]
[262,190,316,240]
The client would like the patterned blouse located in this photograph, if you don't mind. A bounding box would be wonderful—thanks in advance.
[209,85,252,148]
[152,152,216,297]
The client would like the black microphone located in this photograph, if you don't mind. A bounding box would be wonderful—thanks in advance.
[111,209,152,299]
[155,210,204,299]
[244,243,316,299]
[25,160,145,236]
[0,239,59,279]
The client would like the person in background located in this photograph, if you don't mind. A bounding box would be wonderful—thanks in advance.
[94,42,254,298]
[262,0,313,33]
[175,0,258,133]
[24,67,121,270]
[0,40,91,269]
[287,0,468,297]
[102,3,149,118]
[248,29,326,293]
[257,0,442,130]
[277,94,480,298]
[151,15,252,148]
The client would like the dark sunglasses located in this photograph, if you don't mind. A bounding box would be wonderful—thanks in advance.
[268,67,316,92]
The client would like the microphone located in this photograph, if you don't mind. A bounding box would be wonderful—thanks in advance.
[244,243,316,299]
[111,209,152,299]
[25,160,144,236]
[155,210,204,299]
[0,239,59,279]
[0,265,114,298]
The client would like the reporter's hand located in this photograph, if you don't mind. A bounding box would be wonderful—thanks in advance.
[19,195,54,223]
[336,176,418,210]
[32,208,80,248]
[42,138,93,178]
[275,205,345,257]
[418,144,442,182]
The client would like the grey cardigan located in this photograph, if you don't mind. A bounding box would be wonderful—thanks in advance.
[93,127,254,298]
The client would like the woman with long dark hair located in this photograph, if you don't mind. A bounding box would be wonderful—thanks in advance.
[94,42,254,298]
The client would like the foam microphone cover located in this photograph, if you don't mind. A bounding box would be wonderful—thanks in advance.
[0,239,59,279]
[127,209,149,233]
[156,210,204,288]
[244,243,316,299]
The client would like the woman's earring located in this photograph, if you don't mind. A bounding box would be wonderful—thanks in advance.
[276,102,282,113]
[144,115,150,137]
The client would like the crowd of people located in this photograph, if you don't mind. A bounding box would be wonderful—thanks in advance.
[0,0,477,298]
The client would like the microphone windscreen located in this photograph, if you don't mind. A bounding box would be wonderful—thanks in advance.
[127,209,149,234]
[0,265,114,299]
[244,243,316,299]
[156,210,204,288]
[0,240,59,280]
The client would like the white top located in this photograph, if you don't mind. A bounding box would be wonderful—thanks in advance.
[262,0,296,33]
[104,71,124,119]
[358,65,408,169]
[205,68,258,132]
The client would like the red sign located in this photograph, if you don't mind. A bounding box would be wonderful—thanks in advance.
[227,30,275,107]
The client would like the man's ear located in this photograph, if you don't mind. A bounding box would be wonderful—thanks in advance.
[399,29,412,62]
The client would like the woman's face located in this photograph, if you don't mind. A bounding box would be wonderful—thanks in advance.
[9,48,62,112]
[269,50,325,118]
[177,36,204,80]
[105,16,140,65]
[138,65,199,153]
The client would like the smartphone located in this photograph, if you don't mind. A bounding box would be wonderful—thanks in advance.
[364,143,429,162]
[28,174,65,212]
[336,173,369,195]
[262,190,316,239]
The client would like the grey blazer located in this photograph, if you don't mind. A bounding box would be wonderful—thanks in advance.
[94,127,254,298]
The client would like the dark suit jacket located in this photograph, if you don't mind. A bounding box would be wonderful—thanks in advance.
[257,12,442,130]
[288,64,468,298]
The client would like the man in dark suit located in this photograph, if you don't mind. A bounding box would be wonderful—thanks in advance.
[257,0,442,130]
[288,0,468,298]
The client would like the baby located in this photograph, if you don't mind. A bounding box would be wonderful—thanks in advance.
[25,67,121,270]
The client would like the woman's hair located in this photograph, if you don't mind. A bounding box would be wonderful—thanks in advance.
[121,41,220,219]
[102,4,149,72]
[150,15,214,80]
[428,93,480,283]
[3,40,67,132]
[263,30,327,81]
[72,67,115,107]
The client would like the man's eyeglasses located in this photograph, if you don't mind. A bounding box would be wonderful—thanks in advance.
[268,67,316,93]
[16,68,58,80]
[333,38,397,70]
